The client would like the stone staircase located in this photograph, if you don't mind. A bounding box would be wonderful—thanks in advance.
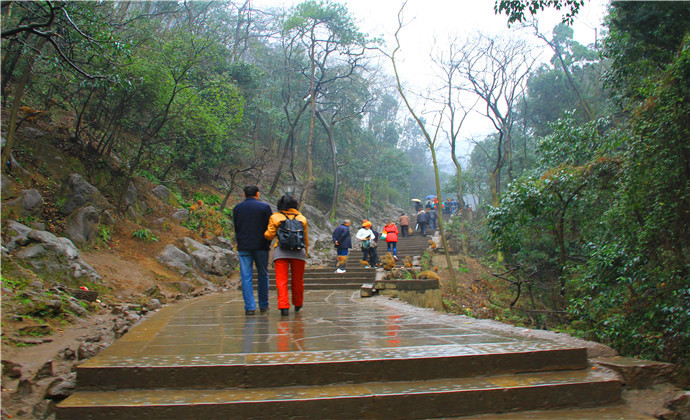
[250,234,433,291]
[56,232,626,419]
[270,266,376,290]
[391,232,434,259]
[58,354,619,419]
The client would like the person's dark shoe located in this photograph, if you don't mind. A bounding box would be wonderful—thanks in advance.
[294,306,302,313]
[245,310,256,315]
[260,307,269,313]
[280,308,289,316]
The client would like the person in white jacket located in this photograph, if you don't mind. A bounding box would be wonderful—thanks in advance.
[355,220,376,268]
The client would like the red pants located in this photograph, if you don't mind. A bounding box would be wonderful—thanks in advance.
[274,258,305,309]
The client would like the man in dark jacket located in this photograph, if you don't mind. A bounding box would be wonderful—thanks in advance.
[233,185,272,315]
[332,219,351,273]
[416,209,430,236]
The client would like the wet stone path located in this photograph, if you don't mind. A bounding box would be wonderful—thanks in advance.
[83,290,567,367]
[58,290,648,419]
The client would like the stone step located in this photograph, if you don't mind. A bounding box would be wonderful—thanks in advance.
[56,291,622,419]
[57,369,620,420]
[71,345,587,390]
[255,271,376,280]
[251,267,376,290]
[270,283,363,290]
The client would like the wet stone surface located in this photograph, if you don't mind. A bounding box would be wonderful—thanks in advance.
[80,290,582,369]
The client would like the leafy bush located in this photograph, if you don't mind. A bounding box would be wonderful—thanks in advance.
[182,207,231,238]
[192,192,221,205]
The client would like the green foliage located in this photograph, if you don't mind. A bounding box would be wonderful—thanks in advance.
[568,35,690,365]
[1,275,28,292]
[488,20,690,365]
[495,0,585,24]
[16,215,38,225]
[96,225,113,247]
[603,2,690,106]
[131,228,159,242]
[182,207,232,238]
[313,175,334,205]
[193,192,221,206]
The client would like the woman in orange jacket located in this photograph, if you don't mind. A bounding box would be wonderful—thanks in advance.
[383,221,399,260]
[264,194,309,316]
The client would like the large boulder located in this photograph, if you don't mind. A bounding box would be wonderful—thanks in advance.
[59,174,111,215]
[151,185,174,204]
[124,182,138,208]
[63,206,101,246]
[1,173,11,199]
[9,223,101,283]
[183,237,238,276]
[100,210,116,226]
[2,188,44,218]
[4,220,34,251]
[171,209,189,221]
[156,245,194,276]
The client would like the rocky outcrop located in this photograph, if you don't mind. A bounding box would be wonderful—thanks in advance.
[59,173,111,215]
[156,238,237,291]
[2,188,44,218]
[156,244,194,276]
[183,237,238,276]
[5,221,101,283]
[124,182,138,208]
[63,206,101,246]
[171,209,189,221]
[1,173,11,199]
[152,185,177,206]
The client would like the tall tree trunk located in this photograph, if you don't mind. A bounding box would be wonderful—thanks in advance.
[389,7,458,291]
[316,110,339,219]
[300,48,317,210]
[2,37,48,170]
[118,139,148,212]
[1,32,31,105]
[269,101,309,195]
[269,133,293,194]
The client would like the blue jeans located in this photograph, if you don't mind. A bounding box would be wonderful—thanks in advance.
[387,242,397,257]
[239,250,269,311]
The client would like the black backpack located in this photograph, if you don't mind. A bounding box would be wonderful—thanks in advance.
[277,212,305,251]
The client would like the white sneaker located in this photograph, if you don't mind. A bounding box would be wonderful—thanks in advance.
[335,269,346,273]
[393,256,398,260]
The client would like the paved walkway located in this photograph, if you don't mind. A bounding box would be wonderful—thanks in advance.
[63,289,651,419]
[88,290,574,367]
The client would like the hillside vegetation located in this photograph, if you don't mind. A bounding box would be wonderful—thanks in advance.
[2,0,688,380]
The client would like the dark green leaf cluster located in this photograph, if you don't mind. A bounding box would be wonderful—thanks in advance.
[495,0,585,25]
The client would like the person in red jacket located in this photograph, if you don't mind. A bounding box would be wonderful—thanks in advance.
[383,221,399,260]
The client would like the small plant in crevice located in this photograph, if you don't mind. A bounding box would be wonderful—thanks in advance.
[97,225,113,246]
[131,228,159,242]
[17,215,38,225]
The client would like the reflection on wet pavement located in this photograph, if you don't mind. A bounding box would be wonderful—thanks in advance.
[82,290,574,368]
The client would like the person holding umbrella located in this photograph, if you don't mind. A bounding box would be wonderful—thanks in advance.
[411,198,423,213]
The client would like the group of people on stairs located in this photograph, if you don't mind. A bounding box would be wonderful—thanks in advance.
[232,185,308,317]
[232,184,432,316]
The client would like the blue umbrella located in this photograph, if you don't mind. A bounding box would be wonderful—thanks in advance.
[425,195,436,200]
